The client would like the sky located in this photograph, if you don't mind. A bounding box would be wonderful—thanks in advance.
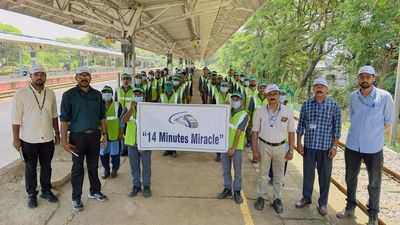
[0,9,87,39]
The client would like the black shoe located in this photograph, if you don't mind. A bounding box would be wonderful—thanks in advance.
[171,152,177,157]
[72,199,83,212]
[128,186,142,197]
[269,179,273,185]
[88,192,108,202]
[162,151,169,156]
[120,149,128,156]
[102,170,110,179]
[254,197,265,210]
[27,194,38,208]
[295,198,312,208]
[272,199,283,213]
[246,143,251,148]
[40,191,59,203]
[234,191,243,204]
[214,155,221,162]
[110,170,117,178]
[143,186,152,198]
[217,188,232,199]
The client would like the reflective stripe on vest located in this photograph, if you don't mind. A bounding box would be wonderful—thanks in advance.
[253,95,268,109]
[160,93,178,104]
[229,110,248,150]
[215,91,231,105]
[125,111,137,146]
[117,87,133,108]
[105,101,120,141]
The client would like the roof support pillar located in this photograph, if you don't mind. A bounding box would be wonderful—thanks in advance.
[167,53,173,76]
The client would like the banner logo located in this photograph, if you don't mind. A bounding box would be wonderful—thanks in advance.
[168,111,199,128]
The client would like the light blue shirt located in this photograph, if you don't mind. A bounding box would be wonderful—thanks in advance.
[346,86,395,154]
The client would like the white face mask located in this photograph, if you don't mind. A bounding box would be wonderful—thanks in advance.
[244,81,250,86]
[240,77,245,82]
[133,96,144,103]
[279,95,287,103]
[102,93,112,101]
[134,79,142,85]
[173,81,179,86]
[148,75,154,80]
[231,101,241,109]
[220,87,228,93]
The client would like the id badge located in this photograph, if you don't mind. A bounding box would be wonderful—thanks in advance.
[309,123,317,129]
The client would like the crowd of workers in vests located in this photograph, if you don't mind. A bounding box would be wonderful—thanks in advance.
[11,63,395,225]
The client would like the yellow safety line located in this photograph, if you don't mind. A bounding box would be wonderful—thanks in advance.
[230,167,255,225]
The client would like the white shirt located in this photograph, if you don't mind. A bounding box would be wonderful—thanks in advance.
[11,84,58,143]
[252,104,295,143]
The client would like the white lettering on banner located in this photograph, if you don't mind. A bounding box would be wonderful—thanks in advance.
[137,102,230,152]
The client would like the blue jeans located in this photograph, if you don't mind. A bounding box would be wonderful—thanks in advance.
[100,154,120,171]
[302,147,332,206]
[221,151,242,191]
[128,146,152,187]
[345,148,383,215]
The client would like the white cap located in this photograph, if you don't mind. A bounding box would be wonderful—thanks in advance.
[357,65,375,76]
[266,84,280,94]
[31,64,46,74]
[76,66,90,75]
[313,77,328,87]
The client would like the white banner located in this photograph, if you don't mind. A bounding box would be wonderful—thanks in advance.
[137,102,230,152]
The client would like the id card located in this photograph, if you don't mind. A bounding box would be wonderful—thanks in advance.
[309,123,317,129]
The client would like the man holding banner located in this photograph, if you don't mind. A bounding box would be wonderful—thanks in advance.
[122,87,152,198]
[217,92,249,204]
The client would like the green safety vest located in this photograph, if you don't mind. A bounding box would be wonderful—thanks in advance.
[116,87,133,108]
[245,87,258,111]
[105,101,120,141]
[124,110,137,146]
[215,91,231,105]
[229,110,248,150]
[158,78,164,93]
[253,95,268,110]
[160,93,179,104]
[150,79,159,101]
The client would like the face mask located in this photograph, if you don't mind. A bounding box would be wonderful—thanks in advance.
[244,81,250,86]
[148,75,154,80]
[134,79,142,85]
[279,95,287,103]
[133,96,144,103]
[102,93,112,101]
[231,101,241,109]
[220,87,228,93]
[173,81,179,86]
[165,86,173,93]
[240,77,245,82]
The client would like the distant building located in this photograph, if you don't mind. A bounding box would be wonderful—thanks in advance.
[315,57,348,87]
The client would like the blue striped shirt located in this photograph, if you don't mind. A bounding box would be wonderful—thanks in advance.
[297,97,341,151]
[346,87,395,154]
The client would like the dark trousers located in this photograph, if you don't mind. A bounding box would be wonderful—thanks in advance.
[302,147,332,206]
[245,128,252,147]
[69,132,101,201]
[21,140,55,195]
[345,148,383,215]
[100,154,120,171]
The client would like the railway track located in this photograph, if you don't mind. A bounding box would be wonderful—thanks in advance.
[0,77,116,99]
[293,115,400,225]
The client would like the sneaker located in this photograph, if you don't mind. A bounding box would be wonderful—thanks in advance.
[40,191,59,203]
[272,199,283,213]
[128,186,142,198]
[171,151,177,157]
[88,192,108,202]
[336,207,355,219]
[295,198,311,208]
[27,194,38,209]
[318,205,327,216]
[214,155,221,162]
[120,149,128,156]
[217,188,232,199]
[102,170,110,179]
[254,197,265,210]
[143,186,152,198]
[367,214,378,225]
[234,191,243,204]
[110,170,118,178]
[72,199,83,212]
[162,151,169,156]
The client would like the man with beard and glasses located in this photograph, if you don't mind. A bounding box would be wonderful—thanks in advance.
[12,64,60,208]
[60,66,109,212]
[336,65,395,225]
[295,78,341,216]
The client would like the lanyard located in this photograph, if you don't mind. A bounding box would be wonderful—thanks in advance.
[29,85,46,112]
[267,105,281,127]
